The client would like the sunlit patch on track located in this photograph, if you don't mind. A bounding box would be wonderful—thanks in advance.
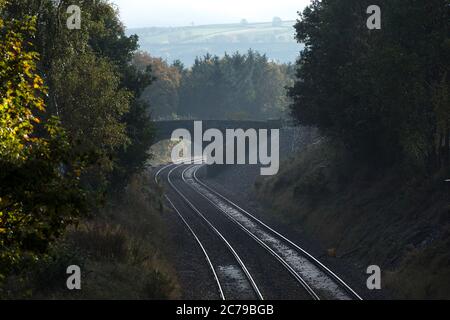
[155,163,264,300]
[184,165,357,300]
[217,265,257,299]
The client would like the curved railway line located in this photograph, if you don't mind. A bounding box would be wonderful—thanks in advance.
[155,163,263,300]
[155,162,363,300]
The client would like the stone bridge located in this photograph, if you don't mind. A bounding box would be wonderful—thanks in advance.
[152,119,317,176]
[153,119,283,142]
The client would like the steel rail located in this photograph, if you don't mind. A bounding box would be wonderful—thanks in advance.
[191,164,363,300]
[165,163,264,300]
[154,164,225,300]
[183,165,320,300]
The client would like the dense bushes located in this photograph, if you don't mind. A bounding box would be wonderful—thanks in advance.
[1,174,178,299]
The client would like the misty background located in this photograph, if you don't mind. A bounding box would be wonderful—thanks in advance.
[113,0,309,65]
[112,0,310,28]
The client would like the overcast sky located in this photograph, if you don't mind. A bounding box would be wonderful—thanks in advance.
[111,0,311,28]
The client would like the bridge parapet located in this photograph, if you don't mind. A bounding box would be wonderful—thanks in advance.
[153,119,283,142]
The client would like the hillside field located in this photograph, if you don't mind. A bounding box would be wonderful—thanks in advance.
[127,21,302,65]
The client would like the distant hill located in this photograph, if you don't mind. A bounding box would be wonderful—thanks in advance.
[127,21,303,66]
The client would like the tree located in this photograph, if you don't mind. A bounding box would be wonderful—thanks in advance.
[1,0,157,286]
[177,50,294,120]
[80,1,155,188]
[50,51,132,187]
[289,0,450,167]
[4,0,155,191]
[135,52,182,119]
[0,12,86,283]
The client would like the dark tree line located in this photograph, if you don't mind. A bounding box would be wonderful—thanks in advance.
[136,50,295,120]
[290,0,450,169]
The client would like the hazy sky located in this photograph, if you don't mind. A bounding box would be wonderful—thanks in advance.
[111,0,311,28]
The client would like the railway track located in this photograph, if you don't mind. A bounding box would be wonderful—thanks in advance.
[155,162,363,300]
[155,163,263,300]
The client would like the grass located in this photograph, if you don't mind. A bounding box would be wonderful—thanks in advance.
[384,227,450,299]
[127,21,302,66]
[2,173,180,300]
[128,21,297,45]
[255,139,450,299]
